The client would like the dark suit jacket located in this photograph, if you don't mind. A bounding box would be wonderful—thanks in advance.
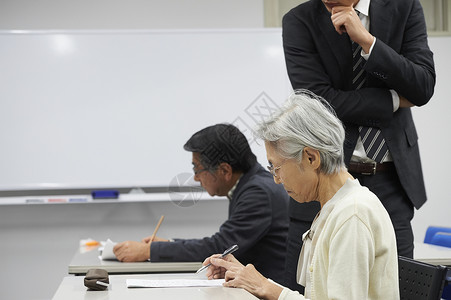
[282,0,435,209]
[150,163,289,281]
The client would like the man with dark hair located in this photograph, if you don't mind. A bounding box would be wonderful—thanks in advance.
[114,123,289,281]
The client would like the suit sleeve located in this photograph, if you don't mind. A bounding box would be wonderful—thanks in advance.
[365,0,435,106]
[150,183,273,262]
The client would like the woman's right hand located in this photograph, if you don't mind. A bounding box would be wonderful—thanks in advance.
[205,254,283,300]
[203,253,242,279]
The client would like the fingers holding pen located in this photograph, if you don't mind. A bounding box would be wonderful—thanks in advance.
[203,254,224,279]
[205,253,281,299]
[207,254,243,279]
[219,262,275,299]
[141,236,152,243]
[141,235,169,243]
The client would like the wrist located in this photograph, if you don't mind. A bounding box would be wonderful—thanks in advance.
[147,242,152,260]
[259,279,283,300]
[361,33,374,54]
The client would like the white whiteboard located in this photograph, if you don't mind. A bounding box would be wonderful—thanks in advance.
[0,29,292,190]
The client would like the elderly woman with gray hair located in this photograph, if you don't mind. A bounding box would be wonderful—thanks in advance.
[202,90,399,300]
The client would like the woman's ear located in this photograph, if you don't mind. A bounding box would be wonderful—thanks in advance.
[303,147,321,169]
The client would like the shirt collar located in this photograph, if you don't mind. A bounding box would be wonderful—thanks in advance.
[355,0,370,17]
[227,174,243,200]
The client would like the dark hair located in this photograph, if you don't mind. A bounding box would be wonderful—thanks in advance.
[184,123,257,173]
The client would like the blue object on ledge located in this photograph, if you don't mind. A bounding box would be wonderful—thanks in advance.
[91,190,119,199]
[424,226,451,244]
[430,232,451,248]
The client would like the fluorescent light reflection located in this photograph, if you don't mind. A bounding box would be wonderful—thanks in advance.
[265,46,283,58]
[52,35,74,55]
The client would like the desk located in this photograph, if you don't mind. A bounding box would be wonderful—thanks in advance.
[52,273,258,300]
[68,247,202,275]
[414,242,451,265]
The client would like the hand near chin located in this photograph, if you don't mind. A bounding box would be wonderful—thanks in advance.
[330,6,374,52]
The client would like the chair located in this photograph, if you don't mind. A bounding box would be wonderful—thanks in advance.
[430,232,451,248]
[398,256,447,300]
[442,269,451,300]
[424,226,451,244]
[424,227,451,299]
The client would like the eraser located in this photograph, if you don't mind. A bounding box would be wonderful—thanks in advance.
[91,190,119,199]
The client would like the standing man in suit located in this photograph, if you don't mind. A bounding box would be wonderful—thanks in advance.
[113,123,290,282]
[282,0,435,275]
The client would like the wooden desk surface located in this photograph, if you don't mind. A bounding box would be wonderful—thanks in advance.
[414,242,451,265]
[53,273,258,300]
[68,246,202,274]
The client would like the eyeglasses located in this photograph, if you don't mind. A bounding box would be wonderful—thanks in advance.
[193,167,208,175]
[267,159,288,177]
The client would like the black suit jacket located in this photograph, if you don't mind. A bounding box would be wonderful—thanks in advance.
[150,163,289,281]
[283,0,435,209]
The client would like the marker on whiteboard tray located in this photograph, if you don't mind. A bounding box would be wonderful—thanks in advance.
[69,197,88,203]
[91,190,119,200]
[26,198,45,204]
[48,198,68,203]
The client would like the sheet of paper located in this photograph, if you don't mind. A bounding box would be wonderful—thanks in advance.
[126,278,225,288]
[100,238,118,260]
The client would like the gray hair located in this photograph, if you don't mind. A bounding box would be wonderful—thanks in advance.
[254,89,346,174]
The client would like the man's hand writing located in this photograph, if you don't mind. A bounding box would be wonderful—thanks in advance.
[141,235,169,243]
[113,241,150,262]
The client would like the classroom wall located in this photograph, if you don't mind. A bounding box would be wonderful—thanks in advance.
[1,2,450,300]
[0,3,263,300]
[411,36,451,244]
[0,0,264,29]
[0,200,230,300]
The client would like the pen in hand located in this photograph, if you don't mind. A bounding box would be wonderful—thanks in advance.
[148,215,164,243]
[196,244,239,274]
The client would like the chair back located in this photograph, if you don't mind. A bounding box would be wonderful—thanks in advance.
[431,232,451,248]
[424,226,451,244]
[399,256,447,300]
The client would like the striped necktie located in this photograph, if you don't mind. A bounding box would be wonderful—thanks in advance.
[352,17,389,163]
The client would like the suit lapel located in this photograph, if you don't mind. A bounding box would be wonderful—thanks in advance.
[369,0,391,43]
[315,0,352,83]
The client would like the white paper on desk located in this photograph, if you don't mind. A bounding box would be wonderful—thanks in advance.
[126,278,225,288]
[100,239,118,260]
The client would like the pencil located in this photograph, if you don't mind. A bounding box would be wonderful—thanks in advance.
[149,215,164,242]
